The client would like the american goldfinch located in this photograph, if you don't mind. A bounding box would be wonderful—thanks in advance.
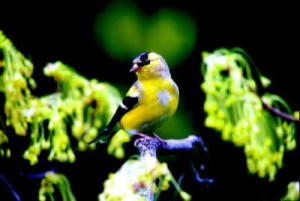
[90,52,179,144]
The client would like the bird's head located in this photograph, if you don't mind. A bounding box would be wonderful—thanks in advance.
[130,52,171,80]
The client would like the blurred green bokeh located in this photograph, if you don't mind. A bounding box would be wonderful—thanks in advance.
[94,1,197,67]
[157,110,196,139]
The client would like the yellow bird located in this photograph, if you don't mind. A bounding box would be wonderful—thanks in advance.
[90,52,179,143]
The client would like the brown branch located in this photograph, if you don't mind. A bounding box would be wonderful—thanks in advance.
[262,101,300,123]
[251,85,298,123]
[134,134,211,201]
[246,81,299,123]
[134,137,158,201]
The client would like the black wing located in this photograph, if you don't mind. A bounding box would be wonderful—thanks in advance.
[88,96,139,144]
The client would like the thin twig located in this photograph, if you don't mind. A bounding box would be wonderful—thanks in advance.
[245,80,299,123]
[0,174,21,201]
[262,101,300,123]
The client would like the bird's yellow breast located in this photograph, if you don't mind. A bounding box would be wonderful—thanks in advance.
[120,78,179,134]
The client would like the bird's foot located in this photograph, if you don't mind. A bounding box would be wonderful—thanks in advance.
[152,133,167,146]
[135,132,149,139]
[134,132,167,147]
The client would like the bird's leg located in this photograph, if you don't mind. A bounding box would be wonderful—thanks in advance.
[135,132,149,139]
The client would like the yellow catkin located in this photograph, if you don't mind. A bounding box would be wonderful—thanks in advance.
[201,48,296,180]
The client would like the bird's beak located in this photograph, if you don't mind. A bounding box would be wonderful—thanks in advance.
[130,63,141,73]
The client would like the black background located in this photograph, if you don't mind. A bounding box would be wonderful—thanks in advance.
[0,1,299,201]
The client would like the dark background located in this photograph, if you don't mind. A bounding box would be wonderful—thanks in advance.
[0,1,298,201]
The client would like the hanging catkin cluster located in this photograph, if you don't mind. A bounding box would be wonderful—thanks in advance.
[201,48,296,180]
[0,31,121,164]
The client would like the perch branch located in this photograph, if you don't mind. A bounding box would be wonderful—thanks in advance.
[134,134,209,201]
[159,135,208,152]
[134,136,159,201]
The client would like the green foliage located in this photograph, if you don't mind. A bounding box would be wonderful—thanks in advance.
[0,31,36,136]
[0,130,10,157]
[201,48,297,180]
[0,31,122,165]
[108,129,131,159]
[99,157,190,201]
[94,1,197,66]
[281,181,299,201]
[39,172,76,201]
[1,28,297,201]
